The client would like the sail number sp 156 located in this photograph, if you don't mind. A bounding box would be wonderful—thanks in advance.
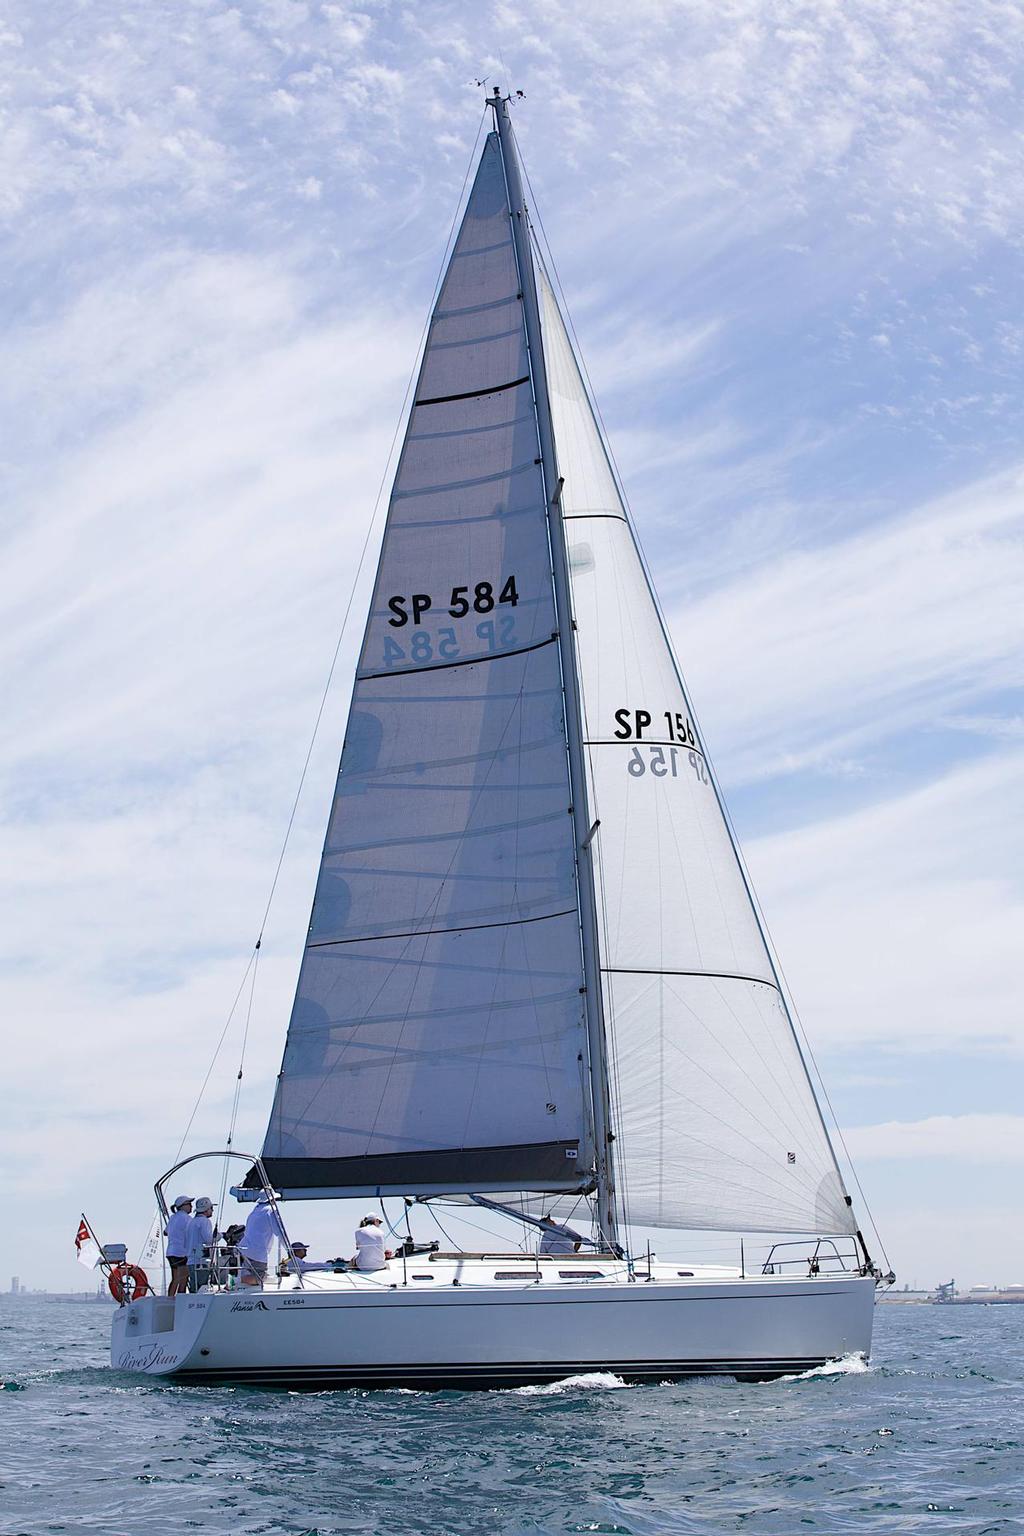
[613,708,696,746]
[613,707,708,784]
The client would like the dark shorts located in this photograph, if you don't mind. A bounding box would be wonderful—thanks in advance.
[168,1255,188,1268]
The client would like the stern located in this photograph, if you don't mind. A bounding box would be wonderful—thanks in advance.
[111,1294,211,1376]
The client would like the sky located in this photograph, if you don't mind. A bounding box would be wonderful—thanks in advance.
[2,0,1023,1293]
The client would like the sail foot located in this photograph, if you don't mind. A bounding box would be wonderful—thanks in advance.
[248,1139,592,1200]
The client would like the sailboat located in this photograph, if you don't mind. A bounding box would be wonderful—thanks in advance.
[111,89,889,1388]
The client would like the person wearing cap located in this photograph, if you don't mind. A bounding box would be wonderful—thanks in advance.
[351,1214,394,1272]
[278,1241,336,1276]
[187,1197,216,1291]
[165,1196,193,1296]
[238,1191,288,1287]
[538,1214,583,1255]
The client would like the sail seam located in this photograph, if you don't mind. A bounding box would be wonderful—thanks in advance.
[326,807,567,854]
[391,458,536,499]
[428,324,522,348]
[563,512,628,521]
[449,238,515,259]
[434,293,520,319]
[308,907,578,950]
[584,738,706,759]
[601,967,779,989]
[416,375,530,406]
[382,503,542,531]
[407,411,536,442]
[359,633,557,680]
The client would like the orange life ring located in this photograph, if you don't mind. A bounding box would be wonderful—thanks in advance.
[108,1263,150,1303]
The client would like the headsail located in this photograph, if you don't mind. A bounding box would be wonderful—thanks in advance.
[536,258,855,1236]
[258,135,594,1200]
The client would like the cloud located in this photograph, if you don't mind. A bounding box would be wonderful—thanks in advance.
[844,1113,1024,1163]
[4,0,1024,1291]
[0,249,422,1228]
[674,466,1024,782]
[942,712,1024,741]
[747,751,1024,1054]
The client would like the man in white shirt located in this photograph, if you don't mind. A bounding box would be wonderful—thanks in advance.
[538,1214,583,1255]
[238,1193,288,1286]
[165,1195,193,1296]
[187,1196,215,1290]
[351,1214,393,1272]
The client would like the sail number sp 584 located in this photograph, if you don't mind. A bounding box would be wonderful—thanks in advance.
[387,577,519,626]
[381,576,520,668]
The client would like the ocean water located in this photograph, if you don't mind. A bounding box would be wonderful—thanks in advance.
[1,1299,1021,1535]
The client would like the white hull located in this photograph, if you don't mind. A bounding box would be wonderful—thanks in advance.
[112,1265,875,1389]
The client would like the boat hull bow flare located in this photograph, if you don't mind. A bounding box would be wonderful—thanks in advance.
[112,1267,876,1389]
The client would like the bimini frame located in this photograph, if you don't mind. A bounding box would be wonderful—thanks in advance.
[153,1148,307,1290]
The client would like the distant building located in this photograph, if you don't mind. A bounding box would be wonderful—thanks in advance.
[9,1277,18,1295]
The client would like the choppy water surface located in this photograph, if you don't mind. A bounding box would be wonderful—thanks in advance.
[1,1299,1021,1535]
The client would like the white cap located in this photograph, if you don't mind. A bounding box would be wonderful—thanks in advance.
[195,1196,214,1214]
[362,1212,382,1223]
[172,1194,193,1210]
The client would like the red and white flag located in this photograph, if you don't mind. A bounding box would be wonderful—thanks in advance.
[75,1216,102,1270]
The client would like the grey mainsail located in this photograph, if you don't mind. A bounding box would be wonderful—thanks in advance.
[258,133,594,1200]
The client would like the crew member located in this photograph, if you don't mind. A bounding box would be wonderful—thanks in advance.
[351,1214,393,1272]
[238,1192,288,1287]
[538,1214,583,1255]
[187,1196,215,1290]
[165,1195,193,1296]
[279,1241,336,1276]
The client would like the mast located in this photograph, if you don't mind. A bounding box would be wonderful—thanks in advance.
[490,88,619,1250]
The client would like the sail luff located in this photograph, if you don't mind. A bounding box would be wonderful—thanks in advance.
[490,91,619,1249]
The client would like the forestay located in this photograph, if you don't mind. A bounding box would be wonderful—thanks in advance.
[257,136,594,1200]
[536,259,855,1236]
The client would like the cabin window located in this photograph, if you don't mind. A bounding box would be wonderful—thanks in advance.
[411,1274,434,1281]
[493,1270,532,1280]
[558,1270,605,1279]
[676,1270,694,1277]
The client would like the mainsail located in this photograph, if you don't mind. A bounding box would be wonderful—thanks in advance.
[536,258,855,1236]
[257,98,858,1242]
[259,133,594,1199]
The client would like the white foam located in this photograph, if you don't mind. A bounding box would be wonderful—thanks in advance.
[775,1352,871,1382]
[508,1371,627,1396]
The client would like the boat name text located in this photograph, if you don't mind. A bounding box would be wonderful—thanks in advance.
[118,1344,181,1370]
